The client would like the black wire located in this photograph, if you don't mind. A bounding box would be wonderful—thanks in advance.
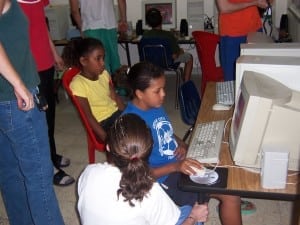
[263,1,273,36]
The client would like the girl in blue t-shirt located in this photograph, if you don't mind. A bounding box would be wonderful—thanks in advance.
[123,61,243,225]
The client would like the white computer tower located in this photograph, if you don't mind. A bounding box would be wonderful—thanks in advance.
[187,0,204,35]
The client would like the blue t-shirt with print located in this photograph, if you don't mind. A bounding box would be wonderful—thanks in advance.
[123,102,178,183]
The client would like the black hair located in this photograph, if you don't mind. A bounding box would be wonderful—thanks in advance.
[106,113,154,207]
[146,8,162,28]
[126,61,164,98]
[61,37,104,69]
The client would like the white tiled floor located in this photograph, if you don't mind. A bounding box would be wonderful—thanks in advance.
[0,74,298,225]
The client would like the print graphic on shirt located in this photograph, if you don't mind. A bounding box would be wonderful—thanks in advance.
[154,117,178,159]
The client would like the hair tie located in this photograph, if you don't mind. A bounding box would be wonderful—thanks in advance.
[130,156,138,161]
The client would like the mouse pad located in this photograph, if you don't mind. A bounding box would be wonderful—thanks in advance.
[178,167,228,193]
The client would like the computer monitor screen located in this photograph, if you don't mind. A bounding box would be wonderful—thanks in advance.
[229,71,300,171]
[141,0,177,30]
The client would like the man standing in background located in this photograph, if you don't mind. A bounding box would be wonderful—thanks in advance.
[69,0,127,75]
[18,0,75,186]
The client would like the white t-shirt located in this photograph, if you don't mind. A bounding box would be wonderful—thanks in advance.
[78,163,180,225]
[79,0,117,31]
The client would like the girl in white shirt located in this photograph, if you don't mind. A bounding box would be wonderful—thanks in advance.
[77,113,208,225]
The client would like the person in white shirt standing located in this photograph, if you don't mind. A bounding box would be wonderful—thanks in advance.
[69,0,127,75]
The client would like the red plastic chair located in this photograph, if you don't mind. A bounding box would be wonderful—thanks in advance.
[192,31,224,97]
[62,67,106,163]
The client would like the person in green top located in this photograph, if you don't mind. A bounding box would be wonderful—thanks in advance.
[0,0,64,224]
[143,7,193,82]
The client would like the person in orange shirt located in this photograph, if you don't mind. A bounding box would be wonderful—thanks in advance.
[216,0,271,81]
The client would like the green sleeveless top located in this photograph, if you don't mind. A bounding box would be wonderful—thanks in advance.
[0,0,39,101]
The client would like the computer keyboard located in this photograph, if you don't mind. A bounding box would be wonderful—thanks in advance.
[216,81,235,106]
[187,120,225,164]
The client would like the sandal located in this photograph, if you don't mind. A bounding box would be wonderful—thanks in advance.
[241,200,256,215]
[53,170,75,187]
[55,154,70,168]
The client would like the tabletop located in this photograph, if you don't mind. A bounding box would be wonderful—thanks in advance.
[178,82,300,201]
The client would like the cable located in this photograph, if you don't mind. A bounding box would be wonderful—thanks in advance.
[263,0,273,36]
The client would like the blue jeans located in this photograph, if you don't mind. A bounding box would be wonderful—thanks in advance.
[219,35,247,81]
[0,89,64,225]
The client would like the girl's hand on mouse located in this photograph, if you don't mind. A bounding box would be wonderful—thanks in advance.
[177,158,203,175]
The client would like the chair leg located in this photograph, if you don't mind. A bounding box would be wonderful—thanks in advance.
[87,137,95,164]
[183,125,194,142]
[175,68,183,109]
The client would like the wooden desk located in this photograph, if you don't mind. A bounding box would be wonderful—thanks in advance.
[118,35,195,68]
[54,36,195,68]
[178,82,300,201]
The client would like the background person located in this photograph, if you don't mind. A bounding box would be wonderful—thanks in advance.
[143,8,193,82]
[18,0,75,186]
[69,0,127,75]
[62,38,125,142]
[216,0,271,81]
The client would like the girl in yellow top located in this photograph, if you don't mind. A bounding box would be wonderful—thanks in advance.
[216,0,271,81]
[63,38,125,142]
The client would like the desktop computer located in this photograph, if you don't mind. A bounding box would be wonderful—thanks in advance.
[230,71,300,172]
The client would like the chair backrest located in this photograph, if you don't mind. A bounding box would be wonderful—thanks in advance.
[62,67,105,163]
[178,80,201,126]
[192,31,224,97]
[138,37,179,70]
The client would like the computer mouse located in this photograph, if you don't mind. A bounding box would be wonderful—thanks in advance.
[212,104,231,111]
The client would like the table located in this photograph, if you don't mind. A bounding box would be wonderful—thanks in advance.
[54,35,196,68]
[54,37,134,67]
[178,82,300,222]
[118,35,195,68]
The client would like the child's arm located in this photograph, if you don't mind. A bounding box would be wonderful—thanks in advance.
[75,96,108,141]
[109,81,125,111]
[150,158,203,179]
[174,134,188,160]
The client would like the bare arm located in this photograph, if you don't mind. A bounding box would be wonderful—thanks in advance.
[109,81,125,111]
[182,203,209,224]
[215,0,269,14]
[75,96,107,141]
[69,0,82,31]
[150,157,203,179]
[150,133,203,178]
[117,0,127,33]
[48,31,64,71]
[0,42,34,111]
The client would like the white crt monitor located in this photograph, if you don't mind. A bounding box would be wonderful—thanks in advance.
[235,55,300,98]
[229,71,300,171]
[240,42,300,57]
[142,0,177,30]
